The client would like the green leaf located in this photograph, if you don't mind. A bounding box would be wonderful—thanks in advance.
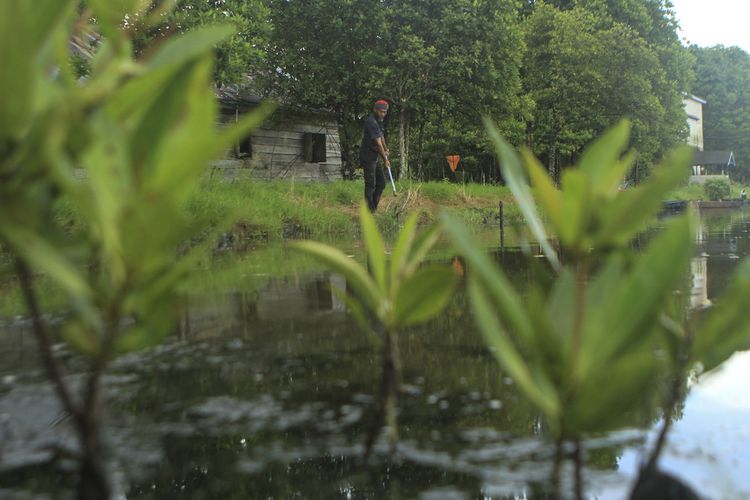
[441,212,536,345]
[394,265,458,326]
[214,101,277,155]
[79,114,131,286]
[402,222,441,278]
[694,258,750,372]
[0,223,92,302]
[129,63,196,169]
[147,25,235,71]
[115,300,178,353]
[359,202,386,293]
[580,216,693,376]
[87,0,140,38]
[545,267,577,349]
[568,348,659,434]
[483,117,561,272]
[292,241,379,313]
[331,286,382,345]
[596,146,691,246]
[558,169,590,249]
[390,212,419,289]
[577,119,630,190]
[520,147,564,237]
[0,1,34,141]
[27,0,76,49]
[599,151,636,200]
[62,321,99,357]
[469,279,559,418]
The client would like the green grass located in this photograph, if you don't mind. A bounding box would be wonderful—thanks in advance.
[668,181,750,201]
[186,177,509,241]
[42,176,514,243]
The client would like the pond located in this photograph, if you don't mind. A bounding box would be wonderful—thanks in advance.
[1,207,749,499]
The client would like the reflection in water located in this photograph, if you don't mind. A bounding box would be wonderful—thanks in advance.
[0,210,749,498]
[690,256,711,309]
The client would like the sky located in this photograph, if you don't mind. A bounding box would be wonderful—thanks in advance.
[671,0,750,54]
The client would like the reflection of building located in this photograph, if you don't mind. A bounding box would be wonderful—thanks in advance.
[180,272,350,341]
[690,256,711,309]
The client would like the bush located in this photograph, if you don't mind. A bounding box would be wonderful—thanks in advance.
[704,179,731,200]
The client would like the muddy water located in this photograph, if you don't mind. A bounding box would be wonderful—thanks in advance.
[0,208,749,499]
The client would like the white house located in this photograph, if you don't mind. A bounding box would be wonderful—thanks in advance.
[683,93,706,151]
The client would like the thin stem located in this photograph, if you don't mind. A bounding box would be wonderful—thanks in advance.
[574,439,583,500]
[362,327,402,463]
[383,328,401,455]
[570,260,588,371]
[551,436,563,499]
[15,259,81,419]
[645,370,682,472]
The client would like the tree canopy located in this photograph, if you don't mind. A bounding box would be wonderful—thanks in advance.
[522,0,690,180]
[133,0,710,183]
[133,0,271,85]
[691,45,750,182]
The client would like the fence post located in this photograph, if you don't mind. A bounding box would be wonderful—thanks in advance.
[499,200,505,250]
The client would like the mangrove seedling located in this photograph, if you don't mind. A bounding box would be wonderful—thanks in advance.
[443,120,696,499]
[293,204,459,460]
[0,2,271,498]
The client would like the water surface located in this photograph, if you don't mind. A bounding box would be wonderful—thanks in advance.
[1,209,749,499]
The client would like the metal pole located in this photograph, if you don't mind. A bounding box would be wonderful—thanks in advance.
[499,200,504,249]
[387,166,397,195]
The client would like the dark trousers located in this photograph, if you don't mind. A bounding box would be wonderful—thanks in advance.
[362,151,385,212]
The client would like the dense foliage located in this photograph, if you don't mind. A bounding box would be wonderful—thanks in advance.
[132,0,271,85]
[691,45,750,182]
[137,0,702,182]
[523,0,691,181]
[0,1,269,497]
[704,178,731,201]
[443,119,750,498]
[264,0,526,180]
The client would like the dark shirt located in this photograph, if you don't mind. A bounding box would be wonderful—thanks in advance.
[361,114,385,156]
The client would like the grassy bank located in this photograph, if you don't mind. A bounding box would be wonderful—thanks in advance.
[48,176,750,245]
[186,177,517,241]
[668,182,750,201]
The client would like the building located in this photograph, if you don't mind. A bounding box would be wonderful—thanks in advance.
[683,94,706,151]
[212,87,343,182]
[683,94,735,183]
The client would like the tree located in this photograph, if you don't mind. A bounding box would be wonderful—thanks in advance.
[379,0,526,181]
[690,45,750,182]
[266,0,526,181]
[522,3,688,180]
[133,0,272,85]
[265,0,387,178]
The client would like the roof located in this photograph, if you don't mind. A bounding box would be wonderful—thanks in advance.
[682,93,707,105]
[691,150,736,167]
[215,84,263,107]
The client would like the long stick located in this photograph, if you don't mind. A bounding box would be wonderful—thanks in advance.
[386,166,397,195]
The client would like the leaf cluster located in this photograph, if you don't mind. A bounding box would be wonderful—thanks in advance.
[293,205,458,336]
[0,0,272,359]
[443,119,750,444]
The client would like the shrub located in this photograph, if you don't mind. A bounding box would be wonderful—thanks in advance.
[704,179,731,200]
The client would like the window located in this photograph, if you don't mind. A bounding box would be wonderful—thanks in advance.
[236,135,252,158]
[303,132,326,163]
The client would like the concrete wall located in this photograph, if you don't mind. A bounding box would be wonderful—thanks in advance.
[688,174,730,185]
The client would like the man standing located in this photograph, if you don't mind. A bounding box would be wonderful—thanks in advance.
[360,99,391,212]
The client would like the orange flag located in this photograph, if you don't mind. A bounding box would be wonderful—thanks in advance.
[446,155,460,172]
